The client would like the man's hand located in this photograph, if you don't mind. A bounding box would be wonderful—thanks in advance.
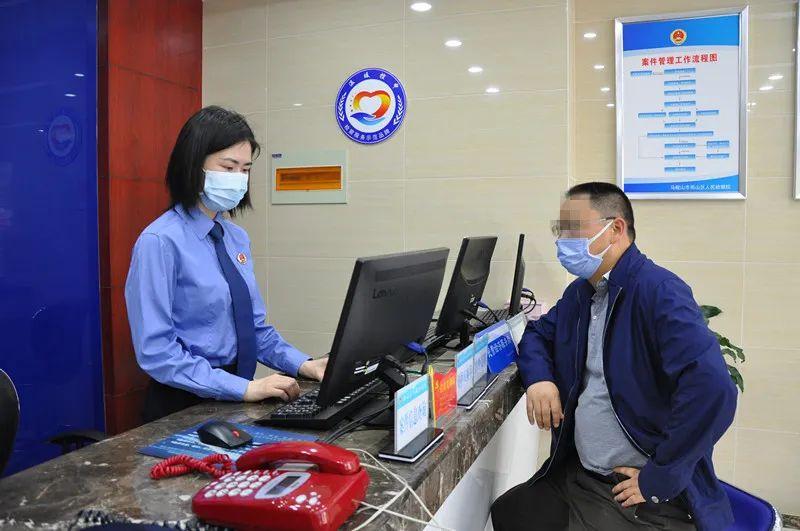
[243,374,301,402]
[526,381,563,430]
[298,357,328,382]
[612,467,645,508]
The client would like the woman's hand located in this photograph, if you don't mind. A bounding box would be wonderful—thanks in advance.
[243,374,300,402]
[298,357,329,382]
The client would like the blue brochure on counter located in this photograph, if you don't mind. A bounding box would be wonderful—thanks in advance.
[475,320,517,374]
[139,421,317,461]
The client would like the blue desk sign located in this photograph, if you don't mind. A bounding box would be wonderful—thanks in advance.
[472,334,489,382]
[394,375,430,452]
[476,321,516,374]
[455,343,476,400]
[138,422,316,461]
[616,8,748,199]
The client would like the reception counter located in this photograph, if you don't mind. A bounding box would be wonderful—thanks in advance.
[0,360,539,530]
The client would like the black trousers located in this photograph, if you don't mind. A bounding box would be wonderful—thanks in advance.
[491,456,695,531]
[142,364,237,423]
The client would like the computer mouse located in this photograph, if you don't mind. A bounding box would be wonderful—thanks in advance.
[197,420,253,449]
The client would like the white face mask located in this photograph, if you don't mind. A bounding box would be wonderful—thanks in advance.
[555,220,613,279]
[200,170,248,212]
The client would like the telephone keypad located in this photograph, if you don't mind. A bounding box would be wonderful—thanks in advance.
[201,469,320,505]
[202,469,275,499]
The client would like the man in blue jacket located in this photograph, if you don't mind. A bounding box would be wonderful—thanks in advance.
[491,182,737,531]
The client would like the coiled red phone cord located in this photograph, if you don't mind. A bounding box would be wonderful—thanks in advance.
[150,454,234,480]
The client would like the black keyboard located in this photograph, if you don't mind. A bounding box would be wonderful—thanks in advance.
[496,307,511,321]
[479,307,513,323]
[255,379,384,430]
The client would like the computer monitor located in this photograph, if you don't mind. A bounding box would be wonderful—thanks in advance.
[316,248,449,408]
[434,236,497,338]
[508,234,526,315]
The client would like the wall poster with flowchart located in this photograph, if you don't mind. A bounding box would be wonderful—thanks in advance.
[615,8,748,199]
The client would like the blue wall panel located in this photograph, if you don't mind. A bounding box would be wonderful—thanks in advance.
[0,0,104,475]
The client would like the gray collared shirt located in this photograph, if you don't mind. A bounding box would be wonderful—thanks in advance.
[574,276,648,475]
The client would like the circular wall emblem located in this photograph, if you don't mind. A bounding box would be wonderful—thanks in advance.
[670,28,687,46]
[47,113,81,165]
[335,68,406,145]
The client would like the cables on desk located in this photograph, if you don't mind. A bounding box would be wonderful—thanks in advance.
[347,448,454,531]
[404,341,430,375]
[522,288,537,308]
[322,402,394,444]
[460,309,489,329]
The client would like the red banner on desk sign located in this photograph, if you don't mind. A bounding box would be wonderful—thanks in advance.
[429,366,457,424]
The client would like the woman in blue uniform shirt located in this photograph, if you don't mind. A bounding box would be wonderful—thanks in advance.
[125,106,328,422]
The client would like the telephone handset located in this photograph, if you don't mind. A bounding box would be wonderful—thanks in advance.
[235,440,361,475]
[192,441,369,531]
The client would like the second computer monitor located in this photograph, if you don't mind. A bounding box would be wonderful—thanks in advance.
[435,236,498,337]
[316,248,449,408]
[509,234,526,315]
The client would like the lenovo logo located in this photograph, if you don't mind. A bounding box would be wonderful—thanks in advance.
[372,287,398,299]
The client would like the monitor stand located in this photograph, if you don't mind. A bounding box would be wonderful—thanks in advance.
[458,320,471,349]
[360,355,406,428]
[456,310,492,349]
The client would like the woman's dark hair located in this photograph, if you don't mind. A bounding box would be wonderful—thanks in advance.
[165,106,260,217]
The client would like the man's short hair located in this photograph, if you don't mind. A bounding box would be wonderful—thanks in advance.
[566,182,636,241]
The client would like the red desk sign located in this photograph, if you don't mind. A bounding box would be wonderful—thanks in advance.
[429,367,457,424]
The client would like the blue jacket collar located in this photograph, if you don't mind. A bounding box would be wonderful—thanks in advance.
[577,243,644,301]
[608,242,644,289]
[174,204,220,240]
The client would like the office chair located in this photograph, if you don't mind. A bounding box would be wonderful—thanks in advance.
[722,481,783,530]
[0,368,20,475]
[49,429,108,454]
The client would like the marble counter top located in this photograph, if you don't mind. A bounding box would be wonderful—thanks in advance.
[0,360,523,530]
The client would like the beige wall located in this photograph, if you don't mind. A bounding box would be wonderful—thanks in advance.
[203,0,799,516]
[203,0,572,352]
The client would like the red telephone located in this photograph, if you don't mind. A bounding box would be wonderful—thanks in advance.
[192,441,369,531]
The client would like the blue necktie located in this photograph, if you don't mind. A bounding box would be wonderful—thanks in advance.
[209,222,257,380]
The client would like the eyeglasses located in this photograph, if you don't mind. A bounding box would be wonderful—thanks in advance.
[550,217,615,238]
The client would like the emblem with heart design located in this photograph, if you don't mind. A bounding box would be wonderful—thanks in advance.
[335,68,406,145]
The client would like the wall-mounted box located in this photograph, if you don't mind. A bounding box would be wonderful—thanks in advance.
[270,150,347,205]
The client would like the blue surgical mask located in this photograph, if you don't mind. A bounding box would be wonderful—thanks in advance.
[556,220,613,279]
[200,170,248,212]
